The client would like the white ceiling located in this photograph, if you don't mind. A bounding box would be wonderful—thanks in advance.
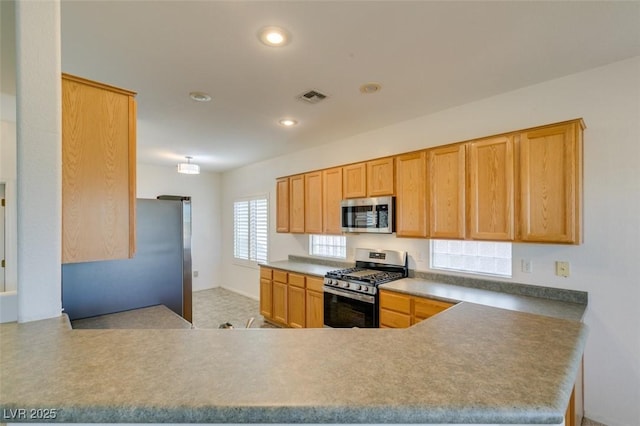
[18,2,640,172]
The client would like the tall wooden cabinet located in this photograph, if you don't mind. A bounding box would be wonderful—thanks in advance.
[468,135,515,241]
[519,120,583,244]
[367,157,395,196]
[343,163,367,198]
[62,73,136,263]
[304,172,323,234]
[276,178,290,233]
[289,174,305,233]
[322,167,343,234]
[428,144,466,239]
[395,151,428,237]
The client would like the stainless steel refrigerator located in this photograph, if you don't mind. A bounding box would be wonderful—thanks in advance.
[62,196,192,322]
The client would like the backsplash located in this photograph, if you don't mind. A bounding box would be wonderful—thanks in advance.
[287,254,588,305]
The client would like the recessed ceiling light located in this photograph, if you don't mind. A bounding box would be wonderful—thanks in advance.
[258,26,291,47]
[279,118,298,127]
[359,82,382,94]
[189,92,212,102]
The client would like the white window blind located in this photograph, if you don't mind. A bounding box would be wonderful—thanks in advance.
[234,197,268,264]
[309,235,346,259]
[430,240,512,277]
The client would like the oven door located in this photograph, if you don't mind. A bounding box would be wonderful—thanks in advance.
[324,286,377,328]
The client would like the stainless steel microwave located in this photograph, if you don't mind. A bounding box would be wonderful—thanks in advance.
[341,196,394,233]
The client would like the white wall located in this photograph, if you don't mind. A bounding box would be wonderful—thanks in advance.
[137,163,222,291]
[221,57,640,426]
[14,0,62,322]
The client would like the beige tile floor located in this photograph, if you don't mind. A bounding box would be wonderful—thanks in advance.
[191,287,277,329]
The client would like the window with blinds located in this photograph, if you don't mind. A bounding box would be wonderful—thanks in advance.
[309,235,346,259]
[233,197,268,265]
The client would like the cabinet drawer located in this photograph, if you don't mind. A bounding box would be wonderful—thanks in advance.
[307,276,324,293]
[289,273,306,288]
[260,267,273,280]
[380,308,411,328]
[379,290,411,314]
[273,270,288,283]
[413,297,455,319]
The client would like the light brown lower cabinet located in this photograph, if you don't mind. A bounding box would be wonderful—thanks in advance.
[287,273,306,328]
[379,289,455,328]
[305,277,325,328]
[565,358,584,426]
[260,267,325,328]
[271,269,288,325]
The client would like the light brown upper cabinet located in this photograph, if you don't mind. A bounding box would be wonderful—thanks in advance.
[289,174,305,233]
[343,163,367,198]
[276,177,290,233]
[62,73,136,264]
[367,157,395,197]
[468,135,515,241]
[519,120,584,244]
[322,167,343,234]
[395,151,428,237]
[274,118,583,244]
[429,144,466,239]
[304,171,323,234]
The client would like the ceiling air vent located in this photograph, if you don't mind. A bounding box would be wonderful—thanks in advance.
[297,89,328,104]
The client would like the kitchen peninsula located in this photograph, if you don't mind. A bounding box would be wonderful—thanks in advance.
[0,289,586,424]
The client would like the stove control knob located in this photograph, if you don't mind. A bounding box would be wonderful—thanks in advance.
[360,285,367,291]
[343,282,350,289]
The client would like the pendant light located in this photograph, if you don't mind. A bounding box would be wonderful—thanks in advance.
[177,156,200,175]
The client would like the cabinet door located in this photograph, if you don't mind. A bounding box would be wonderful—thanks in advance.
[367,157,395,196]
[380,309,411,328]
[468,136,515,241]
[289,174,305,233]
[412,297,455,324]
[379,290,411,314]
[395,152,428,237]
[62,74,136,263]
[259,278,273,319]
[343,163,367,198]
[272,281,288,325]
[305,290,324,328]
[304,171,323,234]
[519,121,583,243]
[276,178,289,233]
[429,144,466,239]
[323,167,343,234]
[288,285,306,328]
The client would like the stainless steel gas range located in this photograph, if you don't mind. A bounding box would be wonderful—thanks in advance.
[323,248,408,328]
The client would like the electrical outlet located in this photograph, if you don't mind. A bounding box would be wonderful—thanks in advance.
[521,259,532,273]
[193,270,199,278]
[555,261,570,278]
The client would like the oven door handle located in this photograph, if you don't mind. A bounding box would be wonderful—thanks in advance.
[323,286,375,304]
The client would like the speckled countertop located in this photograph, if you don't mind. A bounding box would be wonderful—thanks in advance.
[261,260,337,277]
[1,300,586,424]
[71,305,193,329]
[382,278,587,321]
